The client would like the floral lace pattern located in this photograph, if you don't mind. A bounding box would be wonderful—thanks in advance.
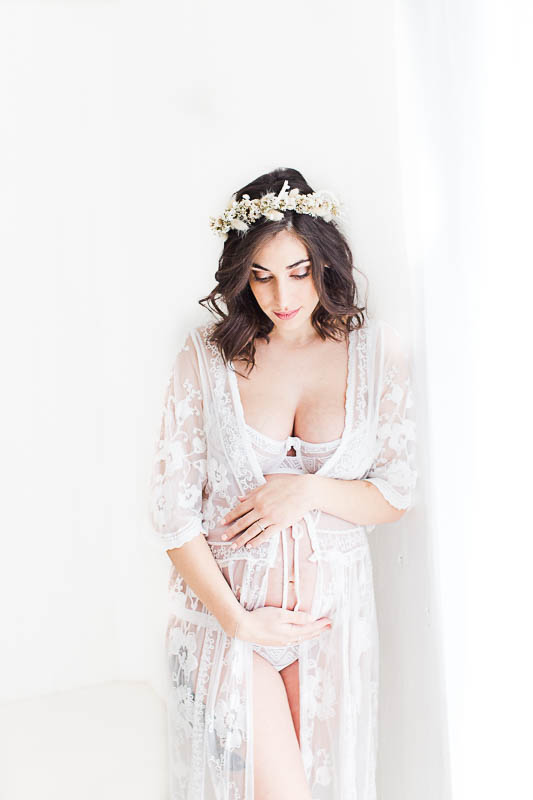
[362,322,418,510]
[150,338,208,550]
[149,316,417,799]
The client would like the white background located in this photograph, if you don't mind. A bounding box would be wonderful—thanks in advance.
[1,1,531,798]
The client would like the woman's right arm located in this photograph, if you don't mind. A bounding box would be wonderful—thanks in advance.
[149,331,245,636]
[165,534,246,636]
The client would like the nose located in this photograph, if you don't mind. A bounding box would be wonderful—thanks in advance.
[273,279,293,310]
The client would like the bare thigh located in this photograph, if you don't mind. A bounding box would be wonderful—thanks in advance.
[252,651,311,800]
[279,658,301,745]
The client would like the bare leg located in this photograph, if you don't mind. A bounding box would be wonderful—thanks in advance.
[252,651,312,800]
[279,658,301,745]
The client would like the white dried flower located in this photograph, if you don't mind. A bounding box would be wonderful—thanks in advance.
[208,179,344,238]
[229,218,249,231]
[263,208,284,221]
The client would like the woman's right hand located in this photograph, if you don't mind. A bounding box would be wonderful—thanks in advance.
[234,606,332,646]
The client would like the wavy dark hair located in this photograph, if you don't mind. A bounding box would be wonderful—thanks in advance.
[198,167,368,376]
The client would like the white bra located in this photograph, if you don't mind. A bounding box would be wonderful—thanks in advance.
[244,421,342,475]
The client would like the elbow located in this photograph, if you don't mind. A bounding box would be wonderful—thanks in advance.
[387,500,416,523]
[362,478,413,523]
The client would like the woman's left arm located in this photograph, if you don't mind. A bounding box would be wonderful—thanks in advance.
[221,473,405,547]
[303,473,406,525]
[220,471,403,550]
[312,323,418,526]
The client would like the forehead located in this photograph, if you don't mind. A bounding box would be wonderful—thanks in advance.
[251,231,309,272]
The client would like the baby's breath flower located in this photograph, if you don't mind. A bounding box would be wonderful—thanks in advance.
[208,179,344,238]
[230,218,249,231]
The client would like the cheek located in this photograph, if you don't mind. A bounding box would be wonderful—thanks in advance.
[249,282,264,303]
[303,280,319,303]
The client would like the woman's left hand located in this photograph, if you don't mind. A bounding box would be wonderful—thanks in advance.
[220,473,315,550]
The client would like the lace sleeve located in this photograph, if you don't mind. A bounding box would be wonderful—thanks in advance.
[364,323,418,512]
[149,331,208,551]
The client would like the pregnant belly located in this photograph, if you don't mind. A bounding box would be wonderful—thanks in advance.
[262,523,318,612]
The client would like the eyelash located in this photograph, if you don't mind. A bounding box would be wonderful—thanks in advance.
[253,269,311,283]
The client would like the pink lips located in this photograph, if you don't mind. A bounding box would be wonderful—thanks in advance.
[274,308,300,320]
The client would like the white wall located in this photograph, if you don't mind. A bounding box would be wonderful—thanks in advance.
[393,4,533,799]
[391,2,472,796]
[0,2,450,797]
[1,2,123,698]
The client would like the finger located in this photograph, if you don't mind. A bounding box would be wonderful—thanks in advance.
[243,523,277,549]
[230,534,255,550]
[220,505,241,525]
[293,630,326,644]
[287,618,332,635]
[283,610,316,625]
[221,502,252,528]
[222,509,256,540]
[289,621,331,642]
[231,519,273,550]
[230,526,263,550]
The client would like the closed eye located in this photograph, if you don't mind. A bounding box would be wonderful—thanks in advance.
[253,269,311,283]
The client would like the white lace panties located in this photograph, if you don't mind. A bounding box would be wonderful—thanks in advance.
[252,642,300,671]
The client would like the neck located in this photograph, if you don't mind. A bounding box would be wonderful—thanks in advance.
[268,321,320,348]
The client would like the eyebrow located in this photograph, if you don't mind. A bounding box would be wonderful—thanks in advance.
[250,258,311,273]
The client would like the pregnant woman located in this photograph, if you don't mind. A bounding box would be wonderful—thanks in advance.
[149,167,418,799]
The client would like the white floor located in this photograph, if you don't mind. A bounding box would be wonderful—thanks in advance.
[0,682,168,800]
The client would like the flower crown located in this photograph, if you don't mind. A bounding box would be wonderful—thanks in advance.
[209,179,344,241]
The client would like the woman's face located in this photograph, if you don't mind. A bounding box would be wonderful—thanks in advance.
[248,230,319,331]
